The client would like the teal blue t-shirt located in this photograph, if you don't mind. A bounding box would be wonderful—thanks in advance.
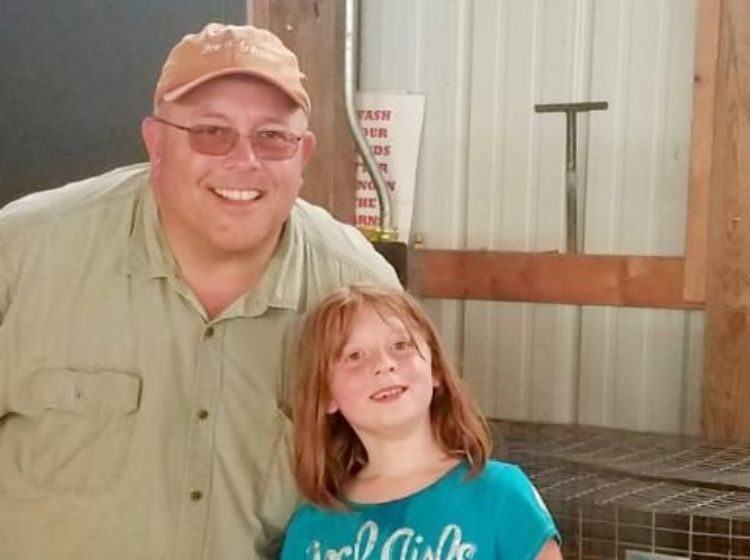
[281,460,559,559]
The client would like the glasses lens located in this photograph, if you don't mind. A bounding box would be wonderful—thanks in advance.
[188,125,238,155]
[252,130,300,160]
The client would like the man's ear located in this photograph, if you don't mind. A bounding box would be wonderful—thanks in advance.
[299,131,316,166]
[141,116,164,165]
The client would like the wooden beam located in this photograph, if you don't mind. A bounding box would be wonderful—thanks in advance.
[409,250,700,309]
[252,0,356,223]
[684,0,722,303]
[702,0,750,442]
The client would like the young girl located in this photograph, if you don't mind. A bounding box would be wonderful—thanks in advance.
[281,284,562,559]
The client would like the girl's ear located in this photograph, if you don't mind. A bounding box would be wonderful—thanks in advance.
[326,399,339,414]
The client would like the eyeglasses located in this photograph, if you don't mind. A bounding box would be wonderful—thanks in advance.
[151,116,303,160]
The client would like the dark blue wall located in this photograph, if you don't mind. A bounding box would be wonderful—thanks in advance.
[0,1,246,206]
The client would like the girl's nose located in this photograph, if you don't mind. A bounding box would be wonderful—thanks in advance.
[374,352,397,375]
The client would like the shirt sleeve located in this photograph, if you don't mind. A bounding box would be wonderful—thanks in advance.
[0,234,10,417]
[493,465,560,560]
[335,222,402,290]
[255,415,300,559]
[343,251,401,291]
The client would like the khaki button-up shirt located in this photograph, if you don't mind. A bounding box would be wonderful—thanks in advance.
[0,164,399,560]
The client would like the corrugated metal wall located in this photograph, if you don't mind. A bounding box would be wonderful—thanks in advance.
[359,0,704,434]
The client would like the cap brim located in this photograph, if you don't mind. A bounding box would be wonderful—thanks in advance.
[160,68,310,113]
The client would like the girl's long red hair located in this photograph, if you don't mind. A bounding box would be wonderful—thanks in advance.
[292,284,491,508]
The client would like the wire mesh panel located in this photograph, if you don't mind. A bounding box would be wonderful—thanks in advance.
[492,421,750,559]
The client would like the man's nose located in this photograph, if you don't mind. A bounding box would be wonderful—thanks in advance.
[225,135,262,168]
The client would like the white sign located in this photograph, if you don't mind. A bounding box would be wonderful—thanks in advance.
[354,92,425,242]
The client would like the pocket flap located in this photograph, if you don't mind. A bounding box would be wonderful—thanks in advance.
[29,369,141,416]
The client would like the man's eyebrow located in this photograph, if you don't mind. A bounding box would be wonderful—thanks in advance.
[190,111,231,121]
[191,113,292,129]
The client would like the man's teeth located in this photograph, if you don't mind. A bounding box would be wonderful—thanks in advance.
[212,188,261,201]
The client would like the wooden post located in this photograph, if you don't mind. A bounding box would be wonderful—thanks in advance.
[684,0,722,303]
[702,0,750,442]
[251,0,356,223]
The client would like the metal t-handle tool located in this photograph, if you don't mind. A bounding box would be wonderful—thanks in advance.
[535,101,608,253]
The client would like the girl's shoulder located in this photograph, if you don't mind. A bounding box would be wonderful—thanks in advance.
[287,501,342,525]
[283,501,351,548]
[468,459,529,487]
[474,460,553,517]
[461,460,544,504]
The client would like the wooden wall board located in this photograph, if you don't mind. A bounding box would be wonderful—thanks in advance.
[702,0,750,442]
[409,250,700,310]
[684,0,722,303]
[251,0,356,223]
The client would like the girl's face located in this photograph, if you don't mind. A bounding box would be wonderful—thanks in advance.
[326,305,437,438]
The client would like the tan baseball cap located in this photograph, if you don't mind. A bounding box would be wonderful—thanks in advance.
[154,23,311,113]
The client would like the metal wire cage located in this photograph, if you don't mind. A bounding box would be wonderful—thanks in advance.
[492,421,750,559]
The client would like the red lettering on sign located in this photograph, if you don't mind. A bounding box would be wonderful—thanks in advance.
[356,110,393,122]
[363,127,388,139]
[355,214,380,226]
[371,144,391,156]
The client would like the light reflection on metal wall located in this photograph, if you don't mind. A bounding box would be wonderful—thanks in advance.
[360,0,701,434]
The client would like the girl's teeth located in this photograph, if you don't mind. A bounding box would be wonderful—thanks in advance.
[213,188,260,201]
[372,387,405,401]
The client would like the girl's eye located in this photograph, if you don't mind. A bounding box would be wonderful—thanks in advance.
[344,350,363,362]
[393,339,414,351]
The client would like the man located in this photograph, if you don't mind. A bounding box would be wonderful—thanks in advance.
[0,23,399,560]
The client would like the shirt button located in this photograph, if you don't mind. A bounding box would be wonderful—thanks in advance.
[205,326,215,337]
[197,409,209,420]
[190,490,203,501]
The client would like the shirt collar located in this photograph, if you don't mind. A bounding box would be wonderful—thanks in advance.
[223,207,304,317]
[121,184,176,280]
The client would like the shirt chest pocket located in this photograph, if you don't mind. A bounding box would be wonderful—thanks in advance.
[18,368,141,493]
